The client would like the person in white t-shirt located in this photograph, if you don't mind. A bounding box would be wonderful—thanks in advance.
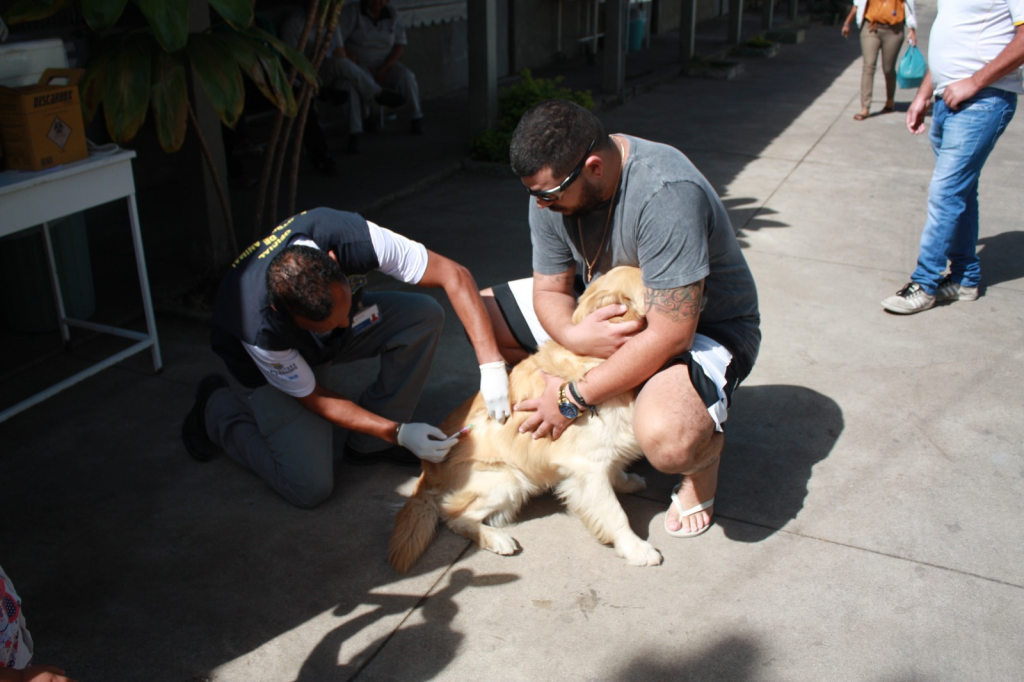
[313,0,424,154]
[182,208,510,508]
[882,0,1024,314]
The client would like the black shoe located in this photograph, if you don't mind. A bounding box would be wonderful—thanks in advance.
[319,87,350,106]
[310,153,338,176]
[343,444,421,467]
[363,115,380,134]
[374,89,405,109]
[182,374,228,462]
[410,118,424,135]
[346,134,361,155]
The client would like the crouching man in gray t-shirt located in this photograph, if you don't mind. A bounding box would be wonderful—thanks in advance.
[483,100,761,538]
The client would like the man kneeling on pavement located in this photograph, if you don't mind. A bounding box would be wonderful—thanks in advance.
[181,208,510,508]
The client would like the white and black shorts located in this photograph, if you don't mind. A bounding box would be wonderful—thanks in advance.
[492,277,740,432]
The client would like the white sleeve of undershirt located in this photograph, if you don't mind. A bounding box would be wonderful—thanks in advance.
[242,343,317,398]
[367,221,429,284]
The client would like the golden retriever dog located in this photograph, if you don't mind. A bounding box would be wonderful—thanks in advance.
[390,266,662,573]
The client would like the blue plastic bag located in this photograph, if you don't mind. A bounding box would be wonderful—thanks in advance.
[897,45,927,89]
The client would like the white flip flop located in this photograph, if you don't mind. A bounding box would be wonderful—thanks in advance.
[664,482,715,538]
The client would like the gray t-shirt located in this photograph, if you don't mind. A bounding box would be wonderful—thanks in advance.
[530,135,760,377]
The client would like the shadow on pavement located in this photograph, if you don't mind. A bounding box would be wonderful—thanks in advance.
[611,634,761,681]
[724,196,791,247]
[977,231,1024,289]
[717,384,843,542]
[295,568,516,682]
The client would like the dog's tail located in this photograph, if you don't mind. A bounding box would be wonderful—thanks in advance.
[389,473,441,574]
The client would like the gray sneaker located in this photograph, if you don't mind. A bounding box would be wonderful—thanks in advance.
[881,282,936,314]
[936,275,979,302]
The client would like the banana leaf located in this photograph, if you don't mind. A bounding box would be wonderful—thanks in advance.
[82,0,129,31]
[187,32,245,128]
[102,33,155,143]
[209,0,253,29]
[256,45,301,117]
[239,25,319,88]
[136,0,189,53]
[151,50,189,152]
[80,45,114,123]
[2,0,72,24]
[216,30,297,118]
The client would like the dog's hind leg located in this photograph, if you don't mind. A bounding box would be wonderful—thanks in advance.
[442,467,533,556]
[610,467,647,494]
[447,513,519,556]
[559,468,663,567]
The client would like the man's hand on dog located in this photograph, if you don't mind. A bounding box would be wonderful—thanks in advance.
[515,371,575,440]
[564,304,644,359]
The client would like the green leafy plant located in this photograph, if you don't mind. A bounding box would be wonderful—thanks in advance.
[745,35,775,49]
[689,55,739,70]
[469,69,594,164]
[2,0,321,260]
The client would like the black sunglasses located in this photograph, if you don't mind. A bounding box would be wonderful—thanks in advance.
[527,140,596,202]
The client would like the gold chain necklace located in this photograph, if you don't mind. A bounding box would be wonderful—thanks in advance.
[578,136,625,283]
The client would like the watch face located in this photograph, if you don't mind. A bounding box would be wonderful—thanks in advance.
[559,402,579,420]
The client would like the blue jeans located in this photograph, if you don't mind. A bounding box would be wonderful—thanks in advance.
[911,88,1017,294]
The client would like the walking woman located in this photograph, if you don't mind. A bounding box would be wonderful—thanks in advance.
[842,0,917,120]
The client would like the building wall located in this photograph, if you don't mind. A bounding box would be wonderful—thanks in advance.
[654,0,722,33]
[401,0,511,101]
[511,0,598,71]
[403,20,470,97]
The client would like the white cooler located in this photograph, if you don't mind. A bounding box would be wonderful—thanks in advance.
[0,38,68,87]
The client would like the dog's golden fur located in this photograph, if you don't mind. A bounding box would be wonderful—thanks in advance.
[389,266,662,573]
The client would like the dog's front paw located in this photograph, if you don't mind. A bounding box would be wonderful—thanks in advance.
[480,527,519,556]
[615,472,647,494]
[619,539,663,567]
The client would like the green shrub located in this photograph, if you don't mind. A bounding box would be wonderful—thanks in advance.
[468,69,594,164]
[745,35,775,49]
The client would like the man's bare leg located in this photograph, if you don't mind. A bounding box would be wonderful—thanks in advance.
[481,288,530,365]
[634,363,722,535]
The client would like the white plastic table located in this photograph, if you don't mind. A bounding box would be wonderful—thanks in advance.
[0,150,162,422]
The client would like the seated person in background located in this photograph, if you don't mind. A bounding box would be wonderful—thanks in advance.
[333,0,425,153]
[279,8,359,174]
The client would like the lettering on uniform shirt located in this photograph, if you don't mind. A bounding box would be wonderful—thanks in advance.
[270,362,298,375]
[231,228,293,267]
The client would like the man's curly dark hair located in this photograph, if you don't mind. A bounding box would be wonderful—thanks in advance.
[509,99,612,178]
[266,245,344,321]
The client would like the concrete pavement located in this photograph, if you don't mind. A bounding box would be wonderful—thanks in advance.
[2,6,1024,681]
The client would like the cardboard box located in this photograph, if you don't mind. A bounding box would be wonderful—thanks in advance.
[0,68,88,171]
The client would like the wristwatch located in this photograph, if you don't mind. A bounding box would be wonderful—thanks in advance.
[558,382,580,420]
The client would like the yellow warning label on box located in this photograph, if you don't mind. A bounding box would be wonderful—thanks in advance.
[0,68,88,171]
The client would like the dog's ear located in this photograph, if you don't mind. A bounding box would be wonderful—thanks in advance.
[573,267,646,324]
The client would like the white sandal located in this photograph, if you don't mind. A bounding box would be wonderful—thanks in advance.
[664,482,715,538]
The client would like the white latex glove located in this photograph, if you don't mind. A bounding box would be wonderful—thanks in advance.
[479,361,511,423]
[396,422,453,463]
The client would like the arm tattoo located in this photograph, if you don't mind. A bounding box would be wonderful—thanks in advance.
[536,271,575,288]
[644,281,704,322]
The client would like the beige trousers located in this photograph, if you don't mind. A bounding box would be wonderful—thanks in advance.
[860,22,905,111]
